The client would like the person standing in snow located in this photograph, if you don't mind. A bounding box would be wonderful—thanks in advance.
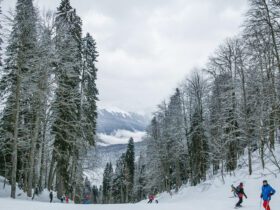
[260,180,276,210]
[234,182,247,208]
[147,194,154,203]
[85,195,89,204]
[49,191,53,203]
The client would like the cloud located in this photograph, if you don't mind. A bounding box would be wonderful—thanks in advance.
[98,129,146,145]
[2,0,248,114]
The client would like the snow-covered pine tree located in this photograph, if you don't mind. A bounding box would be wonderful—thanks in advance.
[133,152,146,202]
[81,32,98,146]
[125,137,135,202]
[166,88,187,191]
[144,103,170,193]
[91,185,100,203]
[0,0,38,198]
[112,153,126,203]
[102,162,113,203]
[51,0,83,199]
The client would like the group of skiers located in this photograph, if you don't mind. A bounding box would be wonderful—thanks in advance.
[49,191,89,204]
[48,180,276,208]
[60,195,69,203]
[232,180,276,209]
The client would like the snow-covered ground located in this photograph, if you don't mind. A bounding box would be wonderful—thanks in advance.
[1,147,280,210]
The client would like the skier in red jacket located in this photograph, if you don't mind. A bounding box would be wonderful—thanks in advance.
[147,195,154,203]
[234,182,247,208]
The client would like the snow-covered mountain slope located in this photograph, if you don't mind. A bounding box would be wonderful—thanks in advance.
[2,148,280,210]
[97,108,149,135]
[96,108,149,146]
[2,146,280,210]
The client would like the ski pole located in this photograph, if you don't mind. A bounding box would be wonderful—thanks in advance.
[259,198,262,210]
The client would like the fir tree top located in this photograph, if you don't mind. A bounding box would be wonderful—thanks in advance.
[57,0,72,14]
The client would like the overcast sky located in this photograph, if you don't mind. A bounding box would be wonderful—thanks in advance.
[2,0,248,115]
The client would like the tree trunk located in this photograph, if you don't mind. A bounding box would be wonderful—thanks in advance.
[10,62,22,198]
[27,108,40,197]
[39,120,47,191]
[48,154,56,190]
[175,160,181,191]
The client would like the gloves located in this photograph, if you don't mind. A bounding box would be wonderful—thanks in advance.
[245,195,248,199]
[268,193,273,197]
[260,194,263,198]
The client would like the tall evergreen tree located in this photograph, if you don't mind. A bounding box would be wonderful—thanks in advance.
[81,32,99,146]
[102,162,113,203]
[125,137,135,202]
[112,154,126,203]
[0,0,38,198]
[51,0,83,198]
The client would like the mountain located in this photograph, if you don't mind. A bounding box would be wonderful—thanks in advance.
[97,108,149,135]
[96,108,149,145]
[85,108,149,185]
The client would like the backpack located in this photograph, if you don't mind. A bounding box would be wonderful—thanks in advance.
[235,186,241,194]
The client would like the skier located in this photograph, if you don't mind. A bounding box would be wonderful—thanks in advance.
[49,191,53,203]
[61,194,65,203]
[147,194,154,203]
[234,182,247,208]
[85,195,89,204]
[260,180,276,210]
[66,196,69,203]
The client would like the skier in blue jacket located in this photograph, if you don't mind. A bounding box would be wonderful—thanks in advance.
[260,180,276,210]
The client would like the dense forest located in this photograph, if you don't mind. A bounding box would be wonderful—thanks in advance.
[1,0,280,205]
[0,0,98,203]
[97,0,280,204]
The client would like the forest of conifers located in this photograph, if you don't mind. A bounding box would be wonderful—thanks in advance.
[1,0,280,205]
[0,0,98,203]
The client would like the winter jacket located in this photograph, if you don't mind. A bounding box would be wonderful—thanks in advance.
[235,185,247,198]
[261,184,276,201]
[149,195,154,200]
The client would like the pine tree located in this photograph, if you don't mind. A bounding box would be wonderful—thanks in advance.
[112,153,126,203]
[124,137,135,202]
[102,162,113,203]
[81,32,98,146]
[166,88,186,191]
[51,0,83,199]
[133,152,146,201]
[0,0,38,198]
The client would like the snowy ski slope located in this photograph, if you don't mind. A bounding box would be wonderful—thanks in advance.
[1,147,280,210]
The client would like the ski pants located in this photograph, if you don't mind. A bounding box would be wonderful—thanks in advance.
[263,201,270,210]
[236,197,243,207]
[148,199,153,204]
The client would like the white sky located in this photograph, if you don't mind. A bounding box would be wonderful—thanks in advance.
[2,0,248,115]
